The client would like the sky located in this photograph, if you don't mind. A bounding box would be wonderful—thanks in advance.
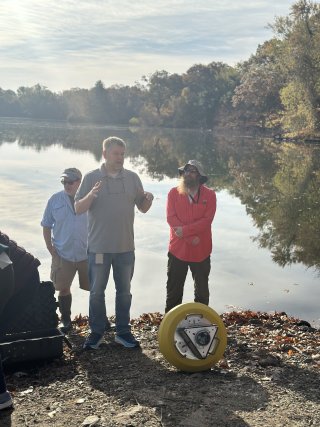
[0,0,296,93]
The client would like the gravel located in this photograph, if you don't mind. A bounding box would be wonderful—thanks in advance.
[1,310,319,427]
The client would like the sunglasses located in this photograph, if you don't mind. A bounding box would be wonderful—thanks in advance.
[61,179,77,185]
[183,168,199,175]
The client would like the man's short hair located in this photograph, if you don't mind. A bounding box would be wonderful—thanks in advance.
[102,137,126,151]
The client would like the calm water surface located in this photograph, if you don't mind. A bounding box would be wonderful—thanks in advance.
[1,119,319,326]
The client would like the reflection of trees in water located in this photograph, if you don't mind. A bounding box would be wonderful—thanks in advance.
[129,128,223,184]
[128,130,320,273]
[0,120,135,161]
[224,140,320,273]
[262,145,320,272]
[139,132,320,272]
[1,120,319,272]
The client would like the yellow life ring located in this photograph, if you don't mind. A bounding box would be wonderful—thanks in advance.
[158,302,227,372]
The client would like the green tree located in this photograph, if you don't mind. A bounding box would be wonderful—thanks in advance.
[106,85,145,124]
[271,0,320,134]
[171,62,238,129]
[232,40,285,129]
[17,84,65,120]
[62,87,90,123]
[141,70,183,126]
[88,80,109,123]
[0,88,21,117]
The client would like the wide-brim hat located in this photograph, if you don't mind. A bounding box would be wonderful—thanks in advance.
[60,167,82,181]
[178,160,208,183]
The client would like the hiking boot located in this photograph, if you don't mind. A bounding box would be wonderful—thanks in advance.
[83,332,104,350]
[58,294,72,333]
[115,332,140,348]
[0,391,13,410]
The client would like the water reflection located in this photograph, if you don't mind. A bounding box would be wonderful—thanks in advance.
[1,119,319,273]
[223,141,320,272]
[0,119,319,324]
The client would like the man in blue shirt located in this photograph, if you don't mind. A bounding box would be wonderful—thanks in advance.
[41,168,89,332]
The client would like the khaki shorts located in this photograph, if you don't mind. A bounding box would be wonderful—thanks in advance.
[50,254,90,292]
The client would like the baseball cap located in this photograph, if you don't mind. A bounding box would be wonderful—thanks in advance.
[60,167,82,182]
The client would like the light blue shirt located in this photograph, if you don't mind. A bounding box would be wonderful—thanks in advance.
[41,190,88,262]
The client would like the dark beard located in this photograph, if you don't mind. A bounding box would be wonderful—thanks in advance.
[177,177,200,194]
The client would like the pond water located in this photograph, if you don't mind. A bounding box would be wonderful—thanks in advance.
[0,119,319,326]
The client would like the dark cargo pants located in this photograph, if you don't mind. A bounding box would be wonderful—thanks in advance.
[165,252,211,313]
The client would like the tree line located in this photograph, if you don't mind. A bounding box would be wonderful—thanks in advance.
[0,0,319,137]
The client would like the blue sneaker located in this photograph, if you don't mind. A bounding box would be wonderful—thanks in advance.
[0,391,13,410]
[83,332,104,350]
[115,332,140,348]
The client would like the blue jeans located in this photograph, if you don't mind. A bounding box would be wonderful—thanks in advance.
[88,252,135,335]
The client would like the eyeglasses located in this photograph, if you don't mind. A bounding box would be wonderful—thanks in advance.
[61,180,77,185]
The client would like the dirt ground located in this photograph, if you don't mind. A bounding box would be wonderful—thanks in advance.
[1,310,319,427]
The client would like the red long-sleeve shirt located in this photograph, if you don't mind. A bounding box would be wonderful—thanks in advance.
[166,185,216,262]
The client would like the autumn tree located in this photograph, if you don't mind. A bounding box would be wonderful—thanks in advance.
[271,0,320,134]
[232,40,285,129]
[140,70,183,126]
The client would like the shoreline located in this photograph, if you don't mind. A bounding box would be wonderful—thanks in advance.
[1,309,319,426]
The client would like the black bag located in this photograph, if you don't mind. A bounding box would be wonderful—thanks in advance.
[0,281,59,335]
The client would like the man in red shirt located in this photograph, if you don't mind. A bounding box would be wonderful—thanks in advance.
[165,160,217,312]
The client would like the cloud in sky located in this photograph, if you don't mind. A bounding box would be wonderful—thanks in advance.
[0,0,295,92]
